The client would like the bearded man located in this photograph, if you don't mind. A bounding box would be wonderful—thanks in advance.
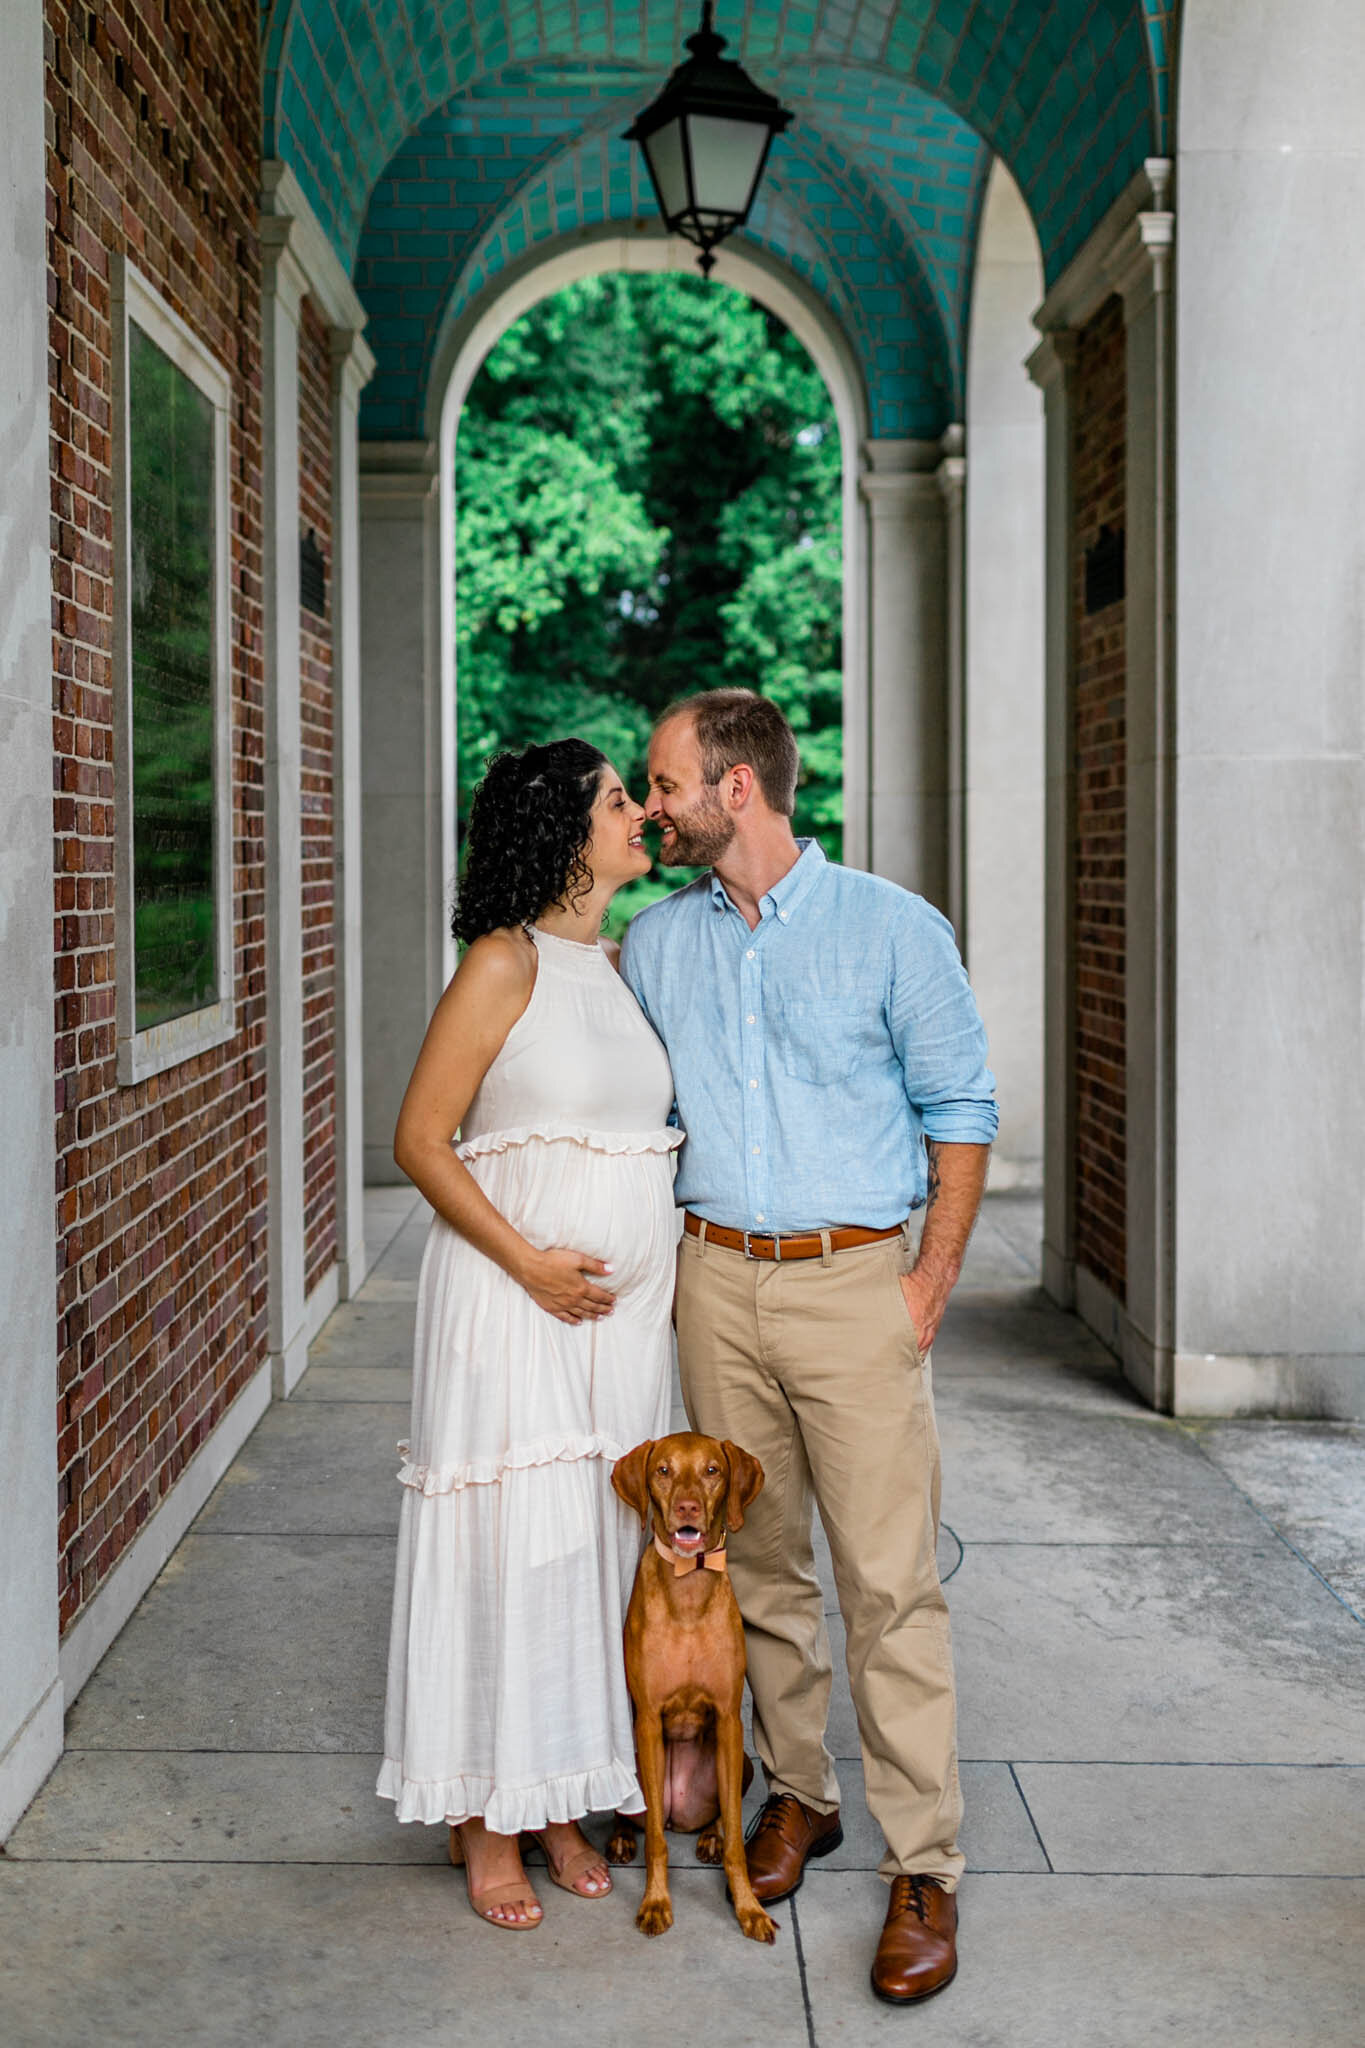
[619,688,997,2005]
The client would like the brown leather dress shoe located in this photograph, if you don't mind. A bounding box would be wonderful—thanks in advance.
[743,1793,843,1904]
[870,1874,958,2004]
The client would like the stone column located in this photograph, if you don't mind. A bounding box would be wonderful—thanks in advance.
[938,429,967,941]
[1108,173,1175,1408]
[860,438,950,909]
[965,160,1046,1191]
[1172,1,1365,1416]
[1026,331,1079,1309]
[260,229,309,1397]
[0,0,63,1837]
[329,329,376,1298]
[359,442,446,1184]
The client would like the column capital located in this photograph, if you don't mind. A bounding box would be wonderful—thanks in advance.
[359,439,438,516]
[859,435,943,516]
[1104,210,1175,324]
[1026,329,1078,396]
[330,325,376,408]
[260,219,309,328]
[260,159,368,334]
[936,454,966,509]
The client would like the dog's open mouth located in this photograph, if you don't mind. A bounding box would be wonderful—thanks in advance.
[669,1524,706,1556]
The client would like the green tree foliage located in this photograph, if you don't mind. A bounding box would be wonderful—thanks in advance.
[454,272,842,933]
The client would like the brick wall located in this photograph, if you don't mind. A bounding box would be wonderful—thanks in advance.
[298,295,336,1298]
[47,0,266,1633]
[1070,293,1127,1304]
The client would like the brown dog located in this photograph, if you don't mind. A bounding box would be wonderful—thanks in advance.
[609,1432,776,1943]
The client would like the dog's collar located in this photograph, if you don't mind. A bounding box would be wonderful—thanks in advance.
[652,1531,728,1576]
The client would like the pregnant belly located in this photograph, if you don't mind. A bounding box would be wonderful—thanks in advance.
[466,1133,679,1298]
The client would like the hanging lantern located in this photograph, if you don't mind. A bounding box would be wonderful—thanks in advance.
[626,2,794,276]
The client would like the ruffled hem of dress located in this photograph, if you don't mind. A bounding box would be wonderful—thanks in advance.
[396,1430,629,1495]
[376,1755,642,1833]
[454,1121,683,1164]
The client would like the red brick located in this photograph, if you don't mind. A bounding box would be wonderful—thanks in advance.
[1070,295,1127,1304]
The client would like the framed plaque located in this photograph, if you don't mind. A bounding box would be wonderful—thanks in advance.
[111,259,234,1082]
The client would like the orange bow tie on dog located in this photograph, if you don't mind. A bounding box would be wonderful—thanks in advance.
[653,1532,729,1576]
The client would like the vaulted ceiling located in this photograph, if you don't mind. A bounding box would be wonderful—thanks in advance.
[260,3,1176,438]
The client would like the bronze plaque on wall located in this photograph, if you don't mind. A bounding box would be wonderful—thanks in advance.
[128,323,218,1031]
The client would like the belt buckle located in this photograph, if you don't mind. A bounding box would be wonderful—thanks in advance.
[742,1230,754,1260]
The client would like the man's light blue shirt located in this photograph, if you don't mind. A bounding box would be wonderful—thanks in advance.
[619,840,999,1233]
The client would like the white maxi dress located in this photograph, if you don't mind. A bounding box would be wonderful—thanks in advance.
[377,925,679,1834]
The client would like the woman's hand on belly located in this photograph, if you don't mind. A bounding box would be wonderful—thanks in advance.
[517,1243,617,1325]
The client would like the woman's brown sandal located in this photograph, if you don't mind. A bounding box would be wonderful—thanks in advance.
[524,1825,613,1899]
[449,1824,544,1929]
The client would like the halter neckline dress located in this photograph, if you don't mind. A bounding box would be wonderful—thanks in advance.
[377,924,680,1834]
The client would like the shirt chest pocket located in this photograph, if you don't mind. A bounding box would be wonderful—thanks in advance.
[774,997,869,1087]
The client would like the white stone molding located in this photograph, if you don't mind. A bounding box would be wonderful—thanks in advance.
[1114,190,1177,1413]
[1027,160,1178,1402]
[936,429,967,944]
[262,165,378,1315]
[330,327,376,1300]
[859,440,950,906]
[109,258,237,1082]
[260,161,368,336]
[425,225,872,871]
[359,441,443,1185]
[1026,327,1079,1310]
[0,0,63,1842]
[262,233,309,1398]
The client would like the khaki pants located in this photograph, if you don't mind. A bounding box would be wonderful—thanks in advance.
[675,1225,964,1888]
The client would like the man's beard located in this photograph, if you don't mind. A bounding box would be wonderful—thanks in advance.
[655,785,736,866]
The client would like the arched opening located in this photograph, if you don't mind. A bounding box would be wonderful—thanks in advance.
[446,267,845,940]
[434,228,871,917]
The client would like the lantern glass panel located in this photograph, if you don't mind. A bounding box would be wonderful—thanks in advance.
[684,113,769,214]
[644,115,689,220]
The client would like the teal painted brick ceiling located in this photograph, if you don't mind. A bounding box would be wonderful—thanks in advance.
[263,3,1161,275]
[354,67,976,439]
[261,4,1168,438]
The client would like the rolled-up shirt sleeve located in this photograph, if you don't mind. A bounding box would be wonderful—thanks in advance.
[887,898,999,1144]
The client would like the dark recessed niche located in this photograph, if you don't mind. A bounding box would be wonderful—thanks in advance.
[300,528,326,617]
[1084,523,1125,614]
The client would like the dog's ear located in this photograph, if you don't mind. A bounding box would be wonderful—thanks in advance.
[721,1442,764,1532]
[611,1440,655,1523]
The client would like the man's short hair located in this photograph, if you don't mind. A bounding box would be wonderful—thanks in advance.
[660,688,800,817]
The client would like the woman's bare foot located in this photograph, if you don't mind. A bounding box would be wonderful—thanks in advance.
[451,1817,543,1928]
[534,1819,613,1897]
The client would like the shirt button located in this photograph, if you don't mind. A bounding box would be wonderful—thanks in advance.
[746,948,755,959]
[752,1144,760,1155]
[778,910,789,922]
[749,1078,758,1089]
[746,1014,755,1025]
[755,1213,765,1224]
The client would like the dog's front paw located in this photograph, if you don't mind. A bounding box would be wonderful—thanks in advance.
[636,1893,674,1938]
[606,1822,639,1865]
[695,1822,723,1865]
[736,1900,778,1945]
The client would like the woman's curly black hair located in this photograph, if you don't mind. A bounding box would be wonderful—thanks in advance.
[453,739,610,944]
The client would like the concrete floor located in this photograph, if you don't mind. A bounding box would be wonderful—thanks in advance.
[4,1190,1363,2046]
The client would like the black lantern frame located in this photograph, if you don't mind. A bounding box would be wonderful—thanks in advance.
[625,3,794,276]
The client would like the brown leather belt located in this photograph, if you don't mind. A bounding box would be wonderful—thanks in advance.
[683,1212,905,1261]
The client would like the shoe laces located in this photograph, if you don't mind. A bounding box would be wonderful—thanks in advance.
[890,1874,937,1921]
[747,1793,804,1843]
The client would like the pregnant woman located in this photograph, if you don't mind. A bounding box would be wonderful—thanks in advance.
[377,740,678,1929]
